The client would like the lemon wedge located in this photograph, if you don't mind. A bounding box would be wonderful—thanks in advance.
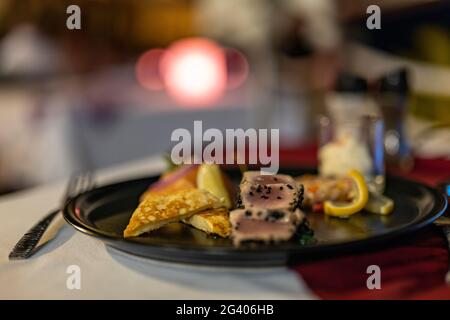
[197,164,232,208]
[365,192,394,215]
[323,170,369,218]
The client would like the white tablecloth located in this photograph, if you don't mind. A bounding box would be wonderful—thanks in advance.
[0,156,315,299]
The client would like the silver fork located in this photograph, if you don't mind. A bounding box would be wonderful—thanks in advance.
[8,173,94,260]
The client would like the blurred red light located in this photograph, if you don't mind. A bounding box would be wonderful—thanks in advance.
[135,49,165,91]
[225,48,249,90]
[160,38,226,108]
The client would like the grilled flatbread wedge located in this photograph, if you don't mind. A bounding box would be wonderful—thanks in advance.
[183,208,231,238]
[124,189,221,238]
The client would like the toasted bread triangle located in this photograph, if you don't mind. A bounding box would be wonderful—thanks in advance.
[183,207,231,238]
[124,189,221,237]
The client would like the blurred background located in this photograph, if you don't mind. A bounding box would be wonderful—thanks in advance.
[0,0,449,194]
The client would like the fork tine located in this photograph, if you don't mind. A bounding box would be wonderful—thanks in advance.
[78,172,94,195]
[83,172,94,192]
[74,173,84,195]
[62,174,78,203]
[77,174,86,193]
[62,172,93,205]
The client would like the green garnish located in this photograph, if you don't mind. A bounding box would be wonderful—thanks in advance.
[294,221,316,245]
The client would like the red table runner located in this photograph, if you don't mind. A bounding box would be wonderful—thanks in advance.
[280,145,450,299]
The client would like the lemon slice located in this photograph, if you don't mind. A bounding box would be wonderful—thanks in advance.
[365,192,394,215]
[323,170,369,218]
[197,164,232,208]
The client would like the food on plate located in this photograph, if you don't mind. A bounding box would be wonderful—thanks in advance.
[238,171,303,211]
[230,208,305,244]
[319,134,372,178]
[230,171,307,245]
[322,170,369,218]
[298,169,394,218]
[197,163,232,208]
[123,188,221,237]
[140,177,196,201]
[182,207,231,238]
[140,164,199,201]
[128,164,312,243]
[241,171,297,185]
[364,192,394,215]
[132,163,233,237]
[296,174,354,211]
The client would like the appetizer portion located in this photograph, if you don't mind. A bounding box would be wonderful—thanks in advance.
[230,208,304,244]
[123,188,221,238]
[322,170,369,218]
[128,163,233,238]
[182,207,231,238]
[124,165,312,245]
[140,164,199,201]
[296,169,393,218]
[297,174,354,212]
[241,171,296,185]
[231,171,306,245]
[196,163,234,209]
[238,171,303,210]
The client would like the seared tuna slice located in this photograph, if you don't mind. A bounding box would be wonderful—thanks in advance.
[230,208,305,245]
[240,182,303,210]
[239,171,303,210]
[241,171,296,186]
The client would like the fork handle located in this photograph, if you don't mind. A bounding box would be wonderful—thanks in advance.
[8,209,60,260]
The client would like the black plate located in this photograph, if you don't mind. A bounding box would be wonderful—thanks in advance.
[63,168,448,266]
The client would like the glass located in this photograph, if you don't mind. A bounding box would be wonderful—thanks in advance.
[318,115,385,193]
[377,91,414,171]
